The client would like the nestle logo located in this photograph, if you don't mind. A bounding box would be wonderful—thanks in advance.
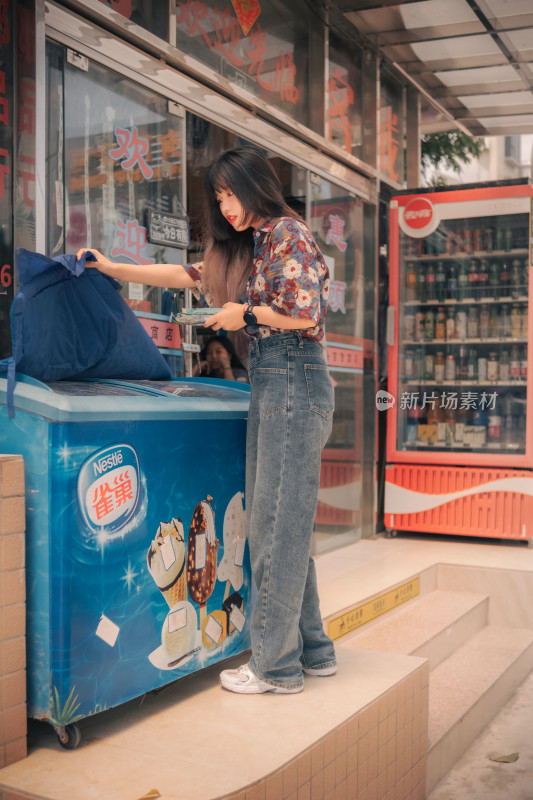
[93,449,123,476]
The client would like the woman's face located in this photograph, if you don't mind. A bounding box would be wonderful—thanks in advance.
[206,341,229,371]
[215,187,265,231]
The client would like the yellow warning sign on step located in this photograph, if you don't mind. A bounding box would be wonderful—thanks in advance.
[327,577,420,641]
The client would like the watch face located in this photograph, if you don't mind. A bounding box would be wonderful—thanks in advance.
[244,306,256,325]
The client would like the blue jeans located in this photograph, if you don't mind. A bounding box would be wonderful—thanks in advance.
[245,332,336,690]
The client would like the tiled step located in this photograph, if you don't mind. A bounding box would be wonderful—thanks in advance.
[426,624,533,793]
[343,589,489,669]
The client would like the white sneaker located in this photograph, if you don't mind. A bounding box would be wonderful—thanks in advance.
[302,664,337,676]
[219,663,303,694]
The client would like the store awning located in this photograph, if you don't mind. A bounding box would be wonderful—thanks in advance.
[337,0,533,136]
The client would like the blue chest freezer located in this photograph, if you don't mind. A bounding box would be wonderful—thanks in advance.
[0,375,251,747]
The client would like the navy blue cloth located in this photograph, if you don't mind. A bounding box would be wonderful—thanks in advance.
[6,249,171,384]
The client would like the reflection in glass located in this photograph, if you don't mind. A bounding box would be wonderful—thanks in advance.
[46,42,185,318]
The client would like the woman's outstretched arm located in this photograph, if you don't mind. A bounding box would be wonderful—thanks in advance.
[76,247,195,289]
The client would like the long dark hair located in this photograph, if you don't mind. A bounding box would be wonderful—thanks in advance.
[201,146,301,306]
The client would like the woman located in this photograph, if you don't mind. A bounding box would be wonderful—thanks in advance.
[192,335,248,383]
[77,145,336,694]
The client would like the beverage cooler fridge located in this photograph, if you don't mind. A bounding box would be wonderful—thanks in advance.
[385,180,533,543]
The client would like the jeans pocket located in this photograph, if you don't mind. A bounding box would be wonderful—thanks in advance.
[252,367,288,417]
[304,364,335,420]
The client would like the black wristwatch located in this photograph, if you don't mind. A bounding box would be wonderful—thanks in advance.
[243,304,258,326]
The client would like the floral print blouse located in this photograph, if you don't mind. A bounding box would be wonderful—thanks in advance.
[185,217,330,342]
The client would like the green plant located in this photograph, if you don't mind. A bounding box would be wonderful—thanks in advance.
[49,684,83,726]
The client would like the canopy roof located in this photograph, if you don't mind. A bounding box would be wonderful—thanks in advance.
[338,0,533,136]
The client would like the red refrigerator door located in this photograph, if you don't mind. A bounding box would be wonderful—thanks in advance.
[384,182,533,541]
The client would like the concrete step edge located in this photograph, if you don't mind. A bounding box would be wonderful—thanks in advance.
[344,589,489,664]
[426,626,533,793]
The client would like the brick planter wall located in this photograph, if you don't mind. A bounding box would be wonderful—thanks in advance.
[0,455,27,768]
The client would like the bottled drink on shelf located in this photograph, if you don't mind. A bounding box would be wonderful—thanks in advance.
[435,307,446,339]
[484,227,494,252]
[457,262,468,301]
[479,305,490,338]
[467,348,477,380]
[500,304,511,338]
[478,355,488,381]
[447,262,458,300]
[446,307,456,340]
[478,259,489,297]
[456,405,470,443]
[472,408,487,446]
[446,230,455,255]
[435,261,447,302]
[489,261,499,299]
[489,306,499,338]
[501,395,513,446]
[424,353,435,380]
[445,352,456,381]
[405,312,416,340]
[500,261,511,297]
[511,259,522,299]
[473,228,484,253]
[435,351,445,382]
[499,350,510,381]
[415,311,425,341]
[495,227,504,251]
[405,262,417,302]
[504,227,513,252]
[457,345,468,380]
[510,344,520,381]
[425,309,435,341]
[426,262,436,300]
[521,306,528,337]
[488,414,502,442]
[456,309,467,340]
[416,264,426,302]
[464,227,472,254]
[511,304,521,339]
[468,258,479,298]
[487,352,498,382]
[521,345,528,381]
[444,407,456,445]
[467,306,479,338]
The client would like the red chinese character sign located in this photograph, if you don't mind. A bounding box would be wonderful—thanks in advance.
[230,0,261,35]
[176,0,302,112]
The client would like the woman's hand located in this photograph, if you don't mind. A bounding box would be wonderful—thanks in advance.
[76,248,112,272]
[204,302,246,332]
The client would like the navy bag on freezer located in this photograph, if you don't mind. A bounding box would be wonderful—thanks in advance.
[1,249,171,414]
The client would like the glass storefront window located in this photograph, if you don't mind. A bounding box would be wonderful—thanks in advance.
[95,0,169,40]
[310,176,376,550]
[380,74,404,185]
[46,42,185,320]
[310,177,364,342]
[175,0,318,128]
[327,31,362,157]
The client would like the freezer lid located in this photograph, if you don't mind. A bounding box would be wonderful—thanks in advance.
[0,375,249,422]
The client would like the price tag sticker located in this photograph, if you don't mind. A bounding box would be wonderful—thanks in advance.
[230,605,246,633]
[160,536,176,570]
[195,533,206,570]
[234,537,245,567]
